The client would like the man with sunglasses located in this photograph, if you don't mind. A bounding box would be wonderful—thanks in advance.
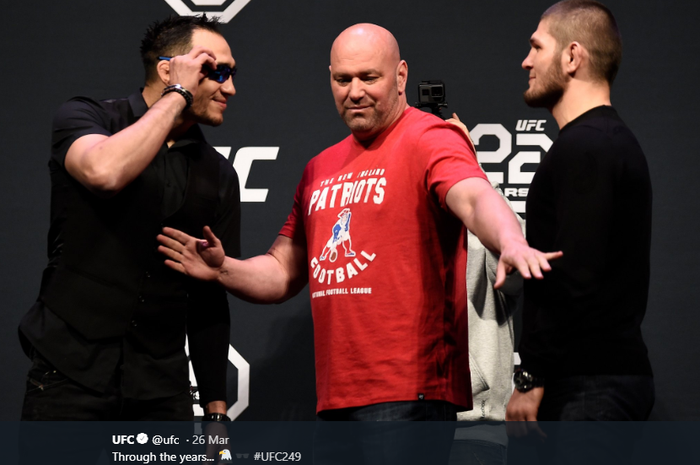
[18,15,240,421]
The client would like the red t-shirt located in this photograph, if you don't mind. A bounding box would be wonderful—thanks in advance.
[280,107,486,412]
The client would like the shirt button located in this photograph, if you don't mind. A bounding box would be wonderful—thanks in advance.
[139,296,145,303]
[131,320,138,327]
[145,272,151,278]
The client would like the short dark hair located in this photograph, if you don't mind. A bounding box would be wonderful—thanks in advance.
[542,0,622,85]
[140,15,222,83]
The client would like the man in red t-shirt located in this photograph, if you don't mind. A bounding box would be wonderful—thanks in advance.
[158,23,560,425]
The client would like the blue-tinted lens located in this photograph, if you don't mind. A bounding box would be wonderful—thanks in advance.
[208,64,236,83]
[159,57,235,84]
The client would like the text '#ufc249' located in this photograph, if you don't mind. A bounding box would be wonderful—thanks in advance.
[254,452,303,461]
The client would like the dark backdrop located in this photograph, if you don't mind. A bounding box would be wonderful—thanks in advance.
[1,0,697,420]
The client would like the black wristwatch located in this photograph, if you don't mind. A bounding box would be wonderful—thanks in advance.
[202,412,231,421]
[513,368,545,393]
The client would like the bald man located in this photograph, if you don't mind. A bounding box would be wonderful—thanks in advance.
[158,24,560,425]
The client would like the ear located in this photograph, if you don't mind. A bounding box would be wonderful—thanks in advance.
[156,59,171,86]
[396,60,408,95]
[563,41,586,76]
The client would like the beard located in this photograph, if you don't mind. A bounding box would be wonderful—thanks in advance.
[186,93,225,127]
[342,108,380,134]
[524,59,566,109]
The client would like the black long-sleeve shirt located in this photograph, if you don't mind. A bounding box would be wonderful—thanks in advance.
[520,106,653,378]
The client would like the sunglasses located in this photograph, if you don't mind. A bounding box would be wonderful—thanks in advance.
[158,56,236,84]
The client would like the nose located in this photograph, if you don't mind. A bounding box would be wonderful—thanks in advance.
[221,75,236,97]
[522,49,534,70]
[348,78,365,102]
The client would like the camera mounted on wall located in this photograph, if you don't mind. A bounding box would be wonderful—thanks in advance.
[414,80,448,118]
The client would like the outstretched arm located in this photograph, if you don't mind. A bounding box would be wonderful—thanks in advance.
[446,177,562,288]
[158,226,308,304]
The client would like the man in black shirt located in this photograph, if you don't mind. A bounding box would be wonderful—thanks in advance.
[19,15,240,421]
[507,0,654,438]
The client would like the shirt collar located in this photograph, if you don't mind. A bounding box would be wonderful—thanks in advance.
[560,105,619,134]
[128,91,149,119]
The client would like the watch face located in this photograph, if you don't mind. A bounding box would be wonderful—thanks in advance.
[514,370,534,392]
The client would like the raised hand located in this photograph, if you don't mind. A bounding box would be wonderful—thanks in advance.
[163,45,217,95]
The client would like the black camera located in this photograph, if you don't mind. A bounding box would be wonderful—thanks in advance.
[414,80,447,117]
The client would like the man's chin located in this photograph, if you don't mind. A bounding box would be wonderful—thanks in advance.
[523,89,561,109]
[523,90,540,108]
[344,115,373,132]
[198,114,225,127]
[349,126,382,142]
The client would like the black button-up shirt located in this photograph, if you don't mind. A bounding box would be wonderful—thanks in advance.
[20,91,240,403]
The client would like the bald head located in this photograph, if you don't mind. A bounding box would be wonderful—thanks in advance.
[329,24,408,142]
[331,23,401,68]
